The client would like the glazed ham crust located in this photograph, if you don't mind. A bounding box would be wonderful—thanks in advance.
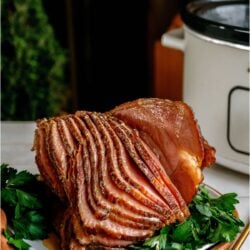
[110,98,216,203]
[33,98,215,249]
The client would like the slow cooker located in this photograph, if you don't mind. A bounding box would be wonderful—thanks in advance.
[161,0,249,174]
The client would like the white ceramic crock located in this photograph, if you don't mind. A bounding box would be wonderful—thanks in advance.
[161,0,249,174]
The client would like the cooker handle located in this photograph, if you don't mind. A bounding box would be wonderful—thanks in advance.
[161,28,185,52]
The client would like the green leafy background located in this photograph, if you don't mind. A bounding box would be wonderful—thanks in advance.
[1,0,69,120]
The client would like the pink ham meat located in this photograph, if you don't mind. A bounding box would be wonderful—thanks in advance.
[33,98,215,249]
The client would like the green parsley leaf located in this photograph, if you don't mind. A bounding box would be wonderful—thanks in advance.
[15,203,24,219]
[211,193,239,211]
[26,210,46,223]
[1,163,17,187]
[208,222,240,242]
[195,204,212,217]
[172,219,193,242]
[166,242,185,250]
[1,188,17,205]
[27,222,48,240]
[12,209,48,240]
[16,189,42,209]
[3,229,30,250]
[143,233,167,249]
[7,170,35,187]
[13,218,30,239]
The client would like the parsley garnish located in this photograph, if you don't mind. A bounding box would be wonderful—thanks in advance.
[1,163,50,249]
[131,185,244,250]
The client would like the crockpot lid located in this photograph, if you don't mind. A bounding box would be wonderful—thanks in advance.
[182,0,249,46]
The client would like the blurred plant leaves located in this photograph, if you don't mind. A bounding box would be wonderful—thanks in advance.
[1,0,69,120]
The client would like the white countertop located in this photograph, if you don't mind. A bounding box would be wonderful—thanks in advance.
[1,121,249,249]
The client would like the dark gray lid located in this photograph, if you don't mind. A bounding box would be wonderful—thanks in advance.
[182,0,249,46]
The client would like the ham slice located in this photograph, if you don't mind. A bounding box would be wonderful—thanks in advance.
[33,98,216,249]
[107,116,187,221]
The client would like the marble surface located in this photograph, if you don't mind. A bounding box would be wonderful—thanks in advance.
[1,121,249,249]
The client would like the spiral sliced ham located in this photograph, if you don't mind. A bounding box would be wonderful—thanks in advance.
[33,98,215,249]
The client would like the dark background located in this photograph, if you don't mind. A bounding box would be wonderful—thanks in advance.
[42,0,188,112]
